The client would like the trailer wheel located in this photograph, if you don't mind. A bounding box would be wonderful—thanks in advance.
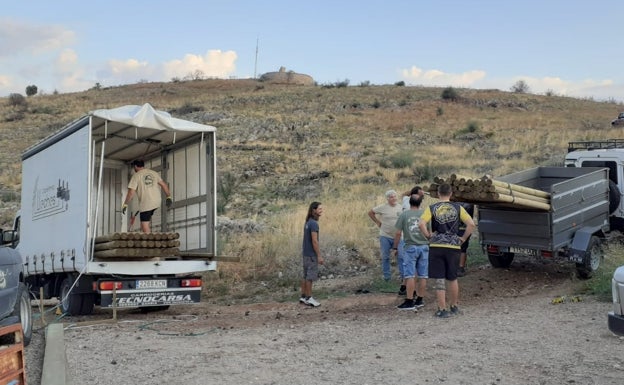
[576,236,603,279]
[487,252,514,268]
[609,180,621,214]
[60,276,94,316]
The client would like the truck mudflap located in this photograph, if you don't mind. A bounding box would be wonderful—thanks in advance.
[97,276,202,308]
[608,312,624,336]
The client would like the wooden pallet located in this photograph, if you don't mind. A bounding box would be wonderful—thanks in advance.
[0,323,26,385]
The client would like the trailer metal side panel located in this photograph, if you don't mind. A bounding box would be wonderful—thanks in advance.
[18,123,91,276]
[478,167,609,252]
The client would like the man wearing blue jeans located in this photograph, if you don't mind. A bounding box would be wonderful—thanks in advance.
[393,194,429,310]
[368,189,403,282]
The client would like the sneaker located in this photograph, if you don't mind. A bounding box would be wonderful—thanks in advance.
[305,297,321,307]
[397,299,416,310]
[414,297,425,309]
[434,308,451,318]
[450,305,461,315]
[457,267,466,277]
[398,285,407,296]
[299,296,307,304]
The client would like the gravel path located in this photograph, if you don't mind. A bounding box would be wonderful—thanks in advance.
[23,262,624,385]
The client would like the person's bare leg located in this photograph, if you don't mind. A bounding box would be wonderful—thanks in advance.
[436,289,446,310]
[459,252,467,268]
[303,280,312,297]
[448,279,459,307]
[405,278,415,299]
[141,221,151,233]
[417,278,427,299]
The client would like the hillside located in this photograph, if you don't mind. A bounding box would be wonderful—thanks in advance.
[1,80,621,219]
[1,80,622,289]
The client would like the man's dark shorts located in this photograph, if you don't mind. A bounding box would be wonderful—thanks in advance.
[302,255,319,281]
[140,209,157,222]
[428,247,461,281]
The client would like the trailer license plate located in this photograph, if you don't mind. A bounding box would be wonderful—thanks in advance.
[136,279,167,289]
[509,247,539,257]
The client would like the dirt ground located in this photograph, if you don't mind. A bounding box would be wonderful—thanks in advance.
[24,258,624,385]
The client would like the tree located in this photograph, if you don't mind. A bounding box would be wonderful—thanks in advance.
[25,85,38,97]
[511,80,530,94]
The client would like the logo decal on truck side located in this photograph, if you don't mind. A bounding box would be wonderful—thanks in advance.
[32,178,70,220]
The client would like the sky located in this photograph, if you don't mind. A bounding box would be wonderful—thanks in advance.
[2,0,623,102]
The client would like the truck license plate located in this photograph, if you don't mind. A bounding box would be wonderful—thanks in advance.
[509,247,539,257]
[136,279,167,289]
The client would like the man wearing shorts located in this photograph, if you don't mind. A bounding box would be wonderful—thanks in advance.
[392,194,429,310]
[122,159,172,233]
[419,184,475,318]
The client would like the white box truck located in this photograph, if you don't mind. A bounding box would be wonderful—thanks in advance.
[4,104,218,315]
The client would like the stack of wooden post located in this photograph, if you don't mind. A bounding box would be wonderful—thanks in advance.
[93,232,181,259]
[427,174,551,211]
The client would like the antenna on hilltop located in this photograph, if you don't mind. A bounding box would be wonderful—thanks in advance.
[254,37,259,79]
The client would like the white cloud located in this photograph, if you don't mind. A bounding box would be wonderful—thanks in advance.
[0,18,75,58]
[0,75,12,89]
[399,65,623,102]
[401,66,486,87]
[163,50,237,80]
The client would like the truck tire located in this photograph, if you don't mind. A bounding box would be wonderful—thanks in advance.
[576,236,603,279]
[487,252,514,268]
[9,283,32,346]
[60,276,94,316]
[609,180,621,214]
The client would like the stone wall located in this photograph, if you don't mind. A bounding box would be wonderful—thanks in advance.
[259,66,314,85]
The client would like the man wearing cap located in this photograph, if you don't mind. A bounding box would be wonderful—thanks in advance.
[122,160,172,233]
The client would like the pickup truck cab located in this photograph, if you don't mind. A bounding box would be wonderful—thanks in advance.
[0,230,32,345]
[609,265,624,336]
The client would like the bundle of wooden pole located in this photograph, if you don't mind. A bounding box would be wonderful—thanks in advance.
[93,232,181,259]
[427,174,551,211]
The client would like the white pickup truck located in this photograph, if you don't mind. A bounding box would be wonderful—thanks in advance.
[608,266,624,335]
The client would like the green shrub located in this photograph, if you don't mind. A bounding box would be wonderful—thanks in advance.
[441,87,459,101]
[381,151,414,169]
[217,172,239,214]
[455,121,480,136]
[7,93,26,108]
[394,81,405,87]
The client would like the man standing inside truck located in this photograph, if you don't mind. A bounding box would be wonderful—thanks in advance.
[122,159,172,233]
[419,183,475,318]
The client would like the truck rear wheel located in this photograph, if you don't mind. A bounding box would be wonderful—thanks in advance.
[487,252,514,268]
[576,236,603,279]
[60,276,94,316]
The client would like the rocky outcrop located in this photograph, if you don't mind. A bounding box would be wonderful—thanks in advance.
[259,67,314,85]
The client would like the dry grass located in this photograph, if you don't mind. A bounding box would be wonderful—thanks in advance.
[2,80,623,289]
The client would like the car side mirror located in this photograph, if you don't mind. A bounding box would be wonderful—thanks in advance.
[1,230,17,244]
